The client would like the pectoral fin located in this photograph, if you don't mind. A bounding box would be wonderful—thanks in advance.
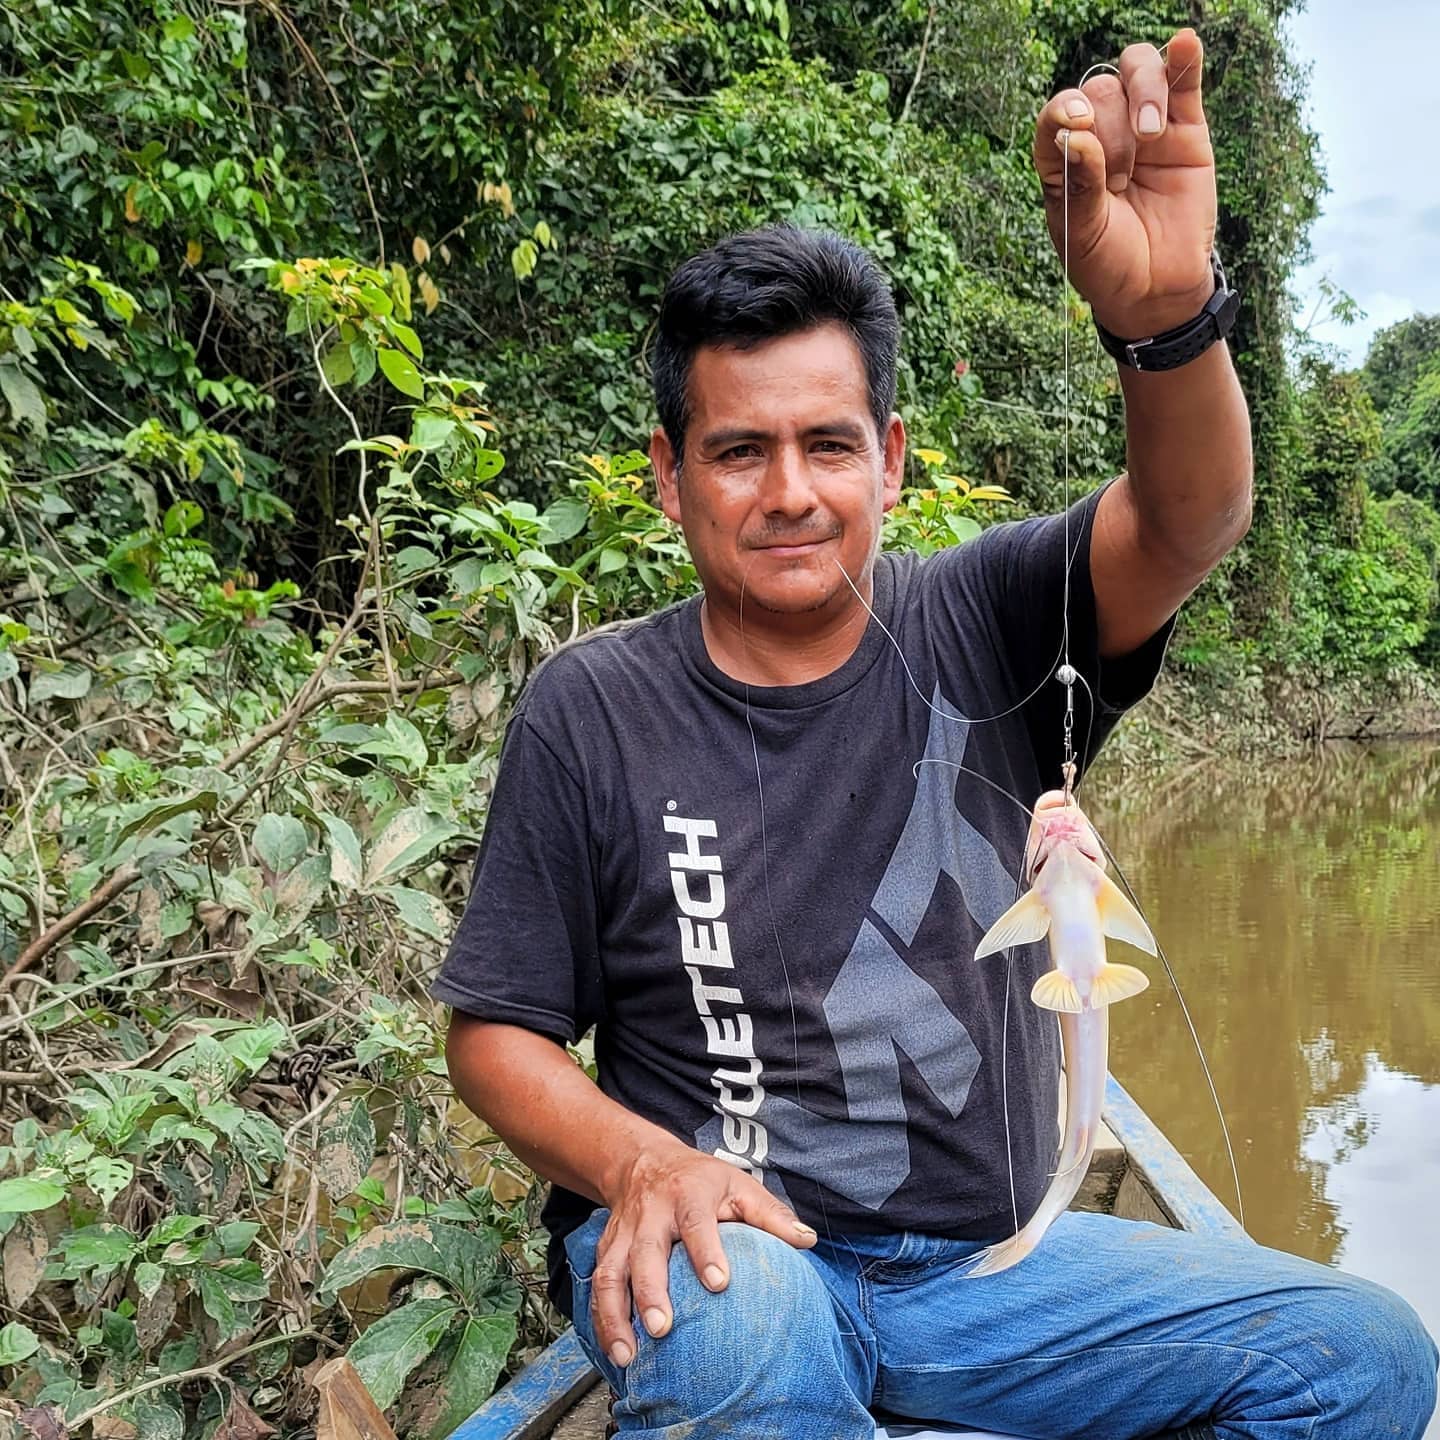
[1096,873,1158,955]
[1090,962,1150,1007]
[1030,969,1082,1013]
[975,889,1051,960]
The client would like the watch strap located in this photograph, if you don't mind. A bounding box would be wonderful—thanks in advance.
[1094,251,1241,373]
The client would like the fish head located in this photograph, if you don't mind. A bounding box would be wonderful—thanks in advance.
[1024,789,1105,882]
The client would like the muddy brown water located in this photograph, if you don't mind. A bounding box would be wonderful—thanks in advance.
[1089,740,1440,1429]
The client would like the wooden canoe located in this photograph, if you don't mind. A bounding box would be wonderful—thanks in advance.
[452,1076,1243,1440]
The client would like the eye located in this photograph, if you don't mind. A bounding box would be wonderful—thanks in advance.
[720,443,761,461]
[814,439,850,454]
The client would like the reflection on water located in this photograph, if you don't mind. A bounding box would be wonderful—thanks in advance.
[1089,741,1440,1421]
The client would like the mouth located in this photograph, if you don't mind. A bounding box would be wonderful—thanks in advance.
[748,534,837,558]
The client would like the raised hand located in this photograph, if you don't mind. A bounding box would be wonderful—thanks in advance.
[1033,28,1217,340]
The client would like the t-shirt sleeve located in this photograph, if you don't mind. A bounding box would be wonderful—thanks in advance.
[430,707,604,1044]
[964,484,1175,779]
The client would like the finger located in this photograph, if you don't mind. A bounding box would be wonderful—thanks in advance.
[1081,72,1134,194]
[1162,28,1205,127]
[675,1202,733,1292]
[1043,128,1110,260]
[1118,42,1168,141]
[589,1229,638,1368]
[731,1182,819,1251]
[627,1226,677,1339]
[1033,88,1099,187]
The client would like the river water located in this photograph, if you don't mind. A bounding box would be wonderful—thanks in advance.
[1090,741,1440,1428]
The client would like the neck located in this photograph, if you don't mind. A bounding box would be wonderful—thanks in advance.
[698,570,877,687]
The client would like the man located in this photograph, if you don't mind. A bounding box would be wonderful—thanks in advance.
[435,30,1437,1440]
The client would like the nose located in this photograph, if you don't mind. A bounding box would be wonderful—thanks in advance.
[756,442,818,521]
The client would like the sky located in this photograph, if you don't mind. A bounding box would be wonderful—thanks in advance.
[1286,0,1440,366]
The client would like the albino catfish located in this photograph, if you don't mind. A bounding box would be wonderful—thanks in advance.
[965,789,1157,1277]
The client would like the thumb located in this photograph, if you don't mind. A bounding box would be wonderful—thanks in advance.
[731,1181,819,1249]
[1044,128,1110,264]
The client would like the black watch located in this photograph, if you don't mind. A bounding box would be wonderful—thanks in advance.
[1094,250,1240,373]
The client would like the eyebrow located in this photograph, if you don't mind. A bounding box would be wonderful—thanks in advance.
[698,419,870,452]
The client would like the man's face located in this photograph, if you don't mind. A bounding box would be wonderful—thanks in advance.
[651,323,905,620]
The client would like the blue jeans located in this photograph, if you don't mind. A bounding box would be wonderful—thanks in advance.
[564,1209,1437,1439]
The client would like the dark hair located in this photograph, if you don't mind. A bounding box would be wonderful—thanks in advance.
[652,225,900,462]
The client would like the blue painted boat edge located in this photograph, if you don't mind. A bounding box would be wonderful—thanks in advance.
[1103,1073,1247,1241]
[448,1326,599,1440]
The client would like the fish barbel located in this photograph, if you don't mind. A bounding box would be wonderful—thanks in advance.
[964,789,1157,1278]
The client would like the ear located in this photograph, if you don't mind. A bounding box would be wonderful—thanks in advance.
[651,425,682,525]
[880,412,906,514]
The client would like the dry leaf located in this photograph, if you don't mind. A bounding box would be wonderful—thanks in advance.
[213,1392,276,1440]
[410,235,430,264]
[178,977,263,1019]
[123,186,140,223]
[3,1215,48,1309]
[417,272,439,315]
[136,885,163,952]
[311,1357,398,1440]
[135,1280,176,1350]
[185,239,203,266]
[18,1408,69,1440]
[92,1417,136,1440]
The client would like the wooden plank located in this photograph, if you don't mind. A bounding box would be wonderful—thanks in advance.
[548,1384,611,1439]
[448,1329,600,1440]
[1073,1119,1124,1213]
[1102,1075,1246,1240]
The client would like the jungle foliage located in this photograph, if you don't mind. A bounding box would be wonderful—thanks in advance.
[1,0,1437,1436]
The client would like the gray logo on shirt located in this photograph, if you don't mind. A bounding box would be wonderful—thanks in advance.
[697,688,1018,1210]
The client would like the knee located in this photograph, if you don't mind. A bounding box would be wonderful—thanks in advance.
[636,1224,839,1411]
[665,1222,823,1341]
[1317,1276,1437,1436]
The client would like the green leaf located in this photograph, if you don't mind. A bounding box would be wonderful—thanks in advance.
[0,358,46,434]
[538,496,589,543]
[151,1214,208,1246]
[29,662,91,703]
[320,812,363,888]
[0,1320,39,1367]
[253,813,308,873]
[510,238,538,281]
[83,1155,135,1204]
[192,1265,239,1339]
[147,1116,217,1152]
[272,852,331,931]
[321,343,356,387]
[215,1220,260,1258]
[347,1297,459,1409]
[114,790,218,844]
[423,1313,519,1438]
[473,449,505,482]
[365,808,458,885]
[220,1021,286,1074]
[608,450,651,477]
[162,14,196,42]
[317,1092,376,1202]
[375,885,450,941]
[410,413,455,451]
[58,1223,136,1269]
[318,1220,503,1310]
[596,546,628,576]
[391,322,423,361]
[0,1176,65,1213]
[378,348,424,400]
[945,514,982,544]
[135,1260,166,1300]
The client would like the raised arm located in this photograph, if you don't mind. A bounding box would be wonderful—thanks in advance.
[1032,28,1253,658]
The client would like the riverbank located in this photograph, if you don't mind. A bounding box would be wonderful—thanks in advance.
[1107,666,1440,769]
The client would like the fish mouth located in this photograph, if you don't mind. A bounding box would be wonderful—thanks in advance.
[1026,804,1105,878]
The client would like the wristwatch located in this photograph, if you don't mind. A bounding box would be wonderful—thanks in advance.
[1094,250,1241,373]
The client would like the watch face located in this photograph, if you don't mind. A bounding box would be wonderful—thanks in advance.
[1217,289,1242,336]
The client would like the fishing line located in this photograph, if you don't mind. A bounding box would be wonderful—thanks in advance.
[1094,829,1247,1230]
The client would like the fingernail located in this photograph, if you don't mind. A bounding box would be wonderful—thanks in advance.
[644,1307,670,1337]
[1054,128,1071,152]
[609,1340,632,1367]
[703,1264,727,1290]
[1065,98,1090,120]
[1138,102,1163,134]
[794,1221,817,1238]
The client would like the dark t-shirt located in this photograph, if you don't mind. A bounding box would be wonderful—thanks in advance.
[431,489,1171,1315]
